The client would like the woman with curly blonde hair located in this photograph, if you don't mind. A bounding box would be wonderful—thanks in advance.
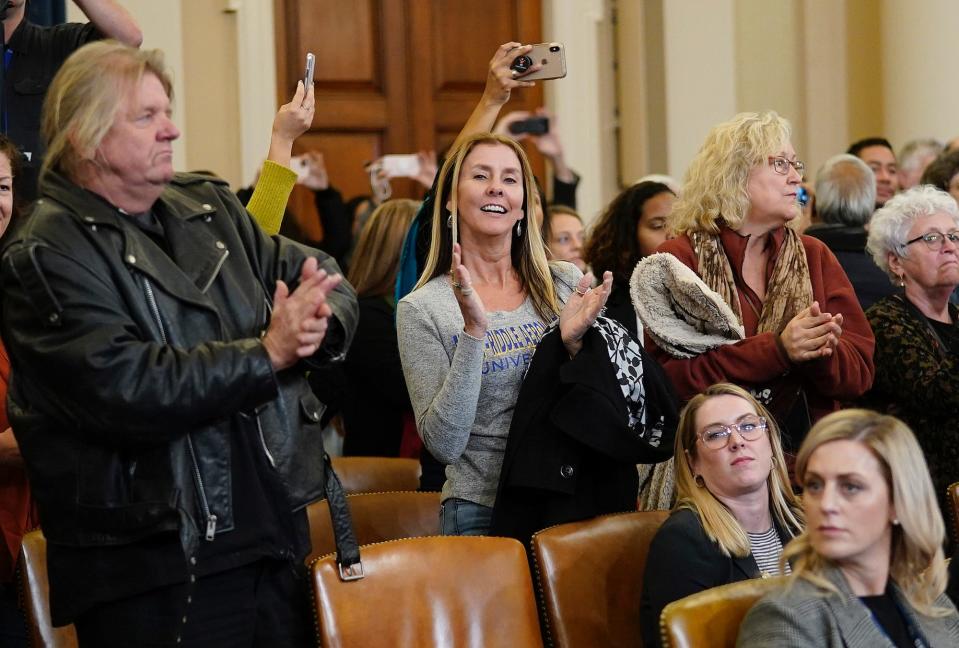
[648,111,874,450]
[738,409,959,646]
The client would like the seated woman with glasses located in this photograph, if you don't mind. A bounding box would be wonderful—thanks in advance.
[738,409,959,647]
[644,112,874,452]
[639,383,803,648]
[861,185,959,515]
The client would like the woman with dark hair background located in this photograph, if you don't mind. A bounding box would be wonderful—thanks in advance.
[310,199,421,457]
[583,181,675,341]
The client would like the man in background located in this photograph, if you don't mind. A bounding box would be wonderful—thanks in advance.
[848,136,899,208]
[806,153,894,310]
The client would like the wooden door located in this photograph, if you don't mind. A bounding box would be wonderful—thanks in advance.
[274,0,544,241]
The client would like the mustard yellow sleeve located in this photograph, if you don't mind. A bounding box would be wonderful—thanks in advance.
[246,161,297,236]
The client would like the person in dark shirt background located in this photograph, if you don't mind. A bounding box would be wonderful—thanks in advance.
[2,0,142,201]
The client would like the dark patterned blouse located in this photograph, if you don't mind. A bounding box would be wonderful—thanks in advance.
[861,294,959,512]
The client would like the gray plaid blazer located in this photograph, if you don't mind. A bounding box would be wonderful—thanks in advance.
[736,564,959,647]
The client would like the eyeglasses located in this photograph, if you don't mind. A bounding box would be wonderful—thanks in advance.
[904,230,959,251]
[698,415,768,450]
[768,156,805,176]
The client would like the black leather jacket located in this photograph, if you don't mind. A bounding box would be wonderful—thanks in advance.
[0,171,357,558]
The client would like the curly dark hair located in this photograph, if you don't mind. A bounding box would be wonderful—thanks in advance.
[920,149,959,193]
[583,181,673,282]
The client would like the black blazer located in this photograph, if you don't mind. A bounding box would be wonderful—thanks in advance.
[489,324,677,545]
[639,507,792,648]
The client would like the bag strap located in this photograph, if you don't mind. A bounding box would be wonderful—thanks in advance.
[322,453,364,581]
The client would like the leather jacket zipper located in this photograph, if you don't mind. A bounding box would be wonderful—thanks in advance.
[255,412,277,468]
[141,276,217,541]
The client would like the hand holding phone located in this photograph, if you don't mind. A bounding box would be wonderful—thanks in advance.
[377,154,422,179]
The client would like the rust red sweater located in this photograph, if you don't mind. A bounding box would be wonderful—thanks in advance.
[648,225,875,424]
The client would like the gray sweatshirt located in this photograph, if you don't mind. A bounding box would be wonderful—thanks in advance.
[397,262,580,507]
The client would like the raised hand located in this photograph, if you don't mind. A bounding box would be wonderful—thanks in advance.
[560,271,613,357]
[779,301,844,363]
[451,242,488,339]
[493,110,533,140]
[268,81,315,167]
[413,150,438,190]
[483,42,539,106]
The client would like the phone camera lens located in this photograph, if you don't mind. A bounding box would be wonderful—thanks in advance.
[549,46,560,52]
[510,55,533,74]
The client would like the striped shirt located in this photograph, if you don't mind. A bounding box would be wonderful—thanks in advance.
[747,527,790,576]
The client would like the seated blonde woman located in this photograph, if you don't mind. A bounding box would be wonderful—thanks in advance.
[640,383,803,647]
[738,409,959,647]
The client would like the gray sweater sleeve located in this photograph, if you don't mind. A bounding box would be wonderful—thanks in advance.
[396,298,485,464]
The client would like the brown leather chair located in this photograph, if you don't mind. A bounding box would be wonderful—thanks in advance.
[330,456,421,494]
[17,529,79,648]
[660,576,787,648]
[305,490,440,564]
[947,482,959,545]
[312,536,544,647]
[530,510,669,648]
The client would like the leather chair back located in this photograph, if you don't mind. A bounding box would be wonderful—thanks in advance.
[305,490,440,564]
[947,482,959,545]
[660,576,787,648]
[530,510,669,648]
[17,529,79,648]
[330,456,421,494]
[312,536,544,647]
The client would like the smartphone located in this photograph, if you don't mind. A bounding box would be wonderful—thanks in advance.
[509,116,549,136]
[379,154,421,179]
[303,52,315,88]
[510,42,567,81]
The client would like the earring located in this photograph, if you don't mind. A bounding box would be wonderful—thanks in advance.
[447,214,453,229]
[893,518,901,526]
[516,219,523,237]
[897,275,905,287]
[694,475,706,488]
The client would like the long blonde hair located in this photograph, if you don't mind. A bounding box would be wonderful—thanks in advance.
[670,111,797,235]
[42,41,173,182]
[348,199,419,298]
[784,409,950,617]
[673,383,803,557]
[414,133,559,321]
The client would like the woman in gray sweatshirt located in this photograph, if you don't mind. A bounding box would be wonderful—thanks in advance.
[397,129,612,536]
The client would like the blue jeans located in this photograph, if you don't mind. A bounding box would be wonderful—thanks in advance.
[440,498,492,536]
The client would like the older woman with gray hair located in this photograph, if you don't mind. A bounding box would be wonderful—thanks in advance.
[805,154,894,309]
[862,185,959,511]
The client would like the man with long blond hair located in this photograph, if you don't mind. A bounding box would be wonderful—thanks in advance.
[0,42,356,645]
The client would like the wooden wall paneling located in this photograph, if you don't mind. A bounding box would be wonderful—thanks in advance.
[413,0,546,180]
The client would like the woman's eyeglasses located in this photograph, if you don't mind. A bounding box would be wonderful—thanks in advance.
[698,415,768,450]
[904,230,959,251]
[768,156,805,176]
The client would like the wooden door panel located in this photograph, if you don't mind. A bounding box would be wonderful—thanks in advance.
[432,1,521,92]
